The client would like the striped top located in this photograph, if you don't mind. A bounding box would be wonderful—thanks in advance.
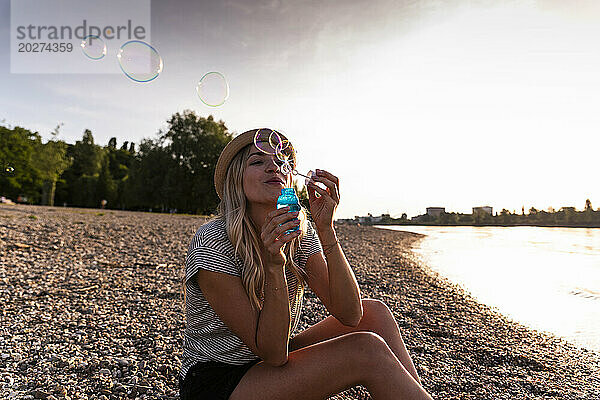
[181,218,322,379]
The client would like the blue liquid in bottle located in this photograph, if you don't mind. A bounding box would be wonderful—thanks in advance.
[277,188,300,234]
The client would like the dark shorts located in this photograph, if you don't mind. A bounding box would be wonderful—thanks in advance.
[179,359,261,400]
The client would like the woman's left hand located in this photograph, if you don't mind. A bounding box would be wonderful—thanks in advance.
[307,169,340,232]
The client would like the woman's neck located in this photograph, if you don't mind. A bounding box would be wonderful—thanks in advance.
[247,202,276,233]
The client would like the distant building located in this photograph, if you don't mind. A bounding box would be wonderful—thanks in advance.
[352,213,388,224]
[472,206,493,215]
[426,207,445,217]
[358,214,370,223]
[335,218,356,225]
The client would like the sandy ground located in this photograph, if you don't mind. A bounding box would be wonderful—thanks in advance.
[1,204,599,399]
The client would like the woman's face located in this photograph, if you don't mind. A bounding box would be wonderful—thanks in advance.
[243,146,291,207]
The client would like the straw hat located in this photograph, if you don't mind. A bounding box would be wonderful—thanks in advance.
[214,129,293,199]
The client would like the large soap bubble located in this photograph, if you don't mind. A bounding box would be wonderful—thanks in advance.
[196,72,229,107]
[117,40,163,82]
[254,128,284,155]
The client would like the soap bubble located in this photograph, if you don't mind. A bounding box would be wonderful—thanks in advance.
[117,40,163,82]
[196,72,229,107]
[275,141,296,173]
[81,35,107,60]
[280,162,292,175]
[275,140,292,162]
[253,129,300,176]
[254,129,283,155]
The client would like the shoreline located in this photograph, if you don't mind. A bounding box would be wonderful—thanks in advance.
[327,224,600,399]
[1,205,599,399]
[372,223,600,229]
[376,223,600,354]
[371,222,600,229]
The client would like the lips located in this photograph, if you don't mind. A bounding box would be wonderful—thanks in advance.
[265,178,285,184]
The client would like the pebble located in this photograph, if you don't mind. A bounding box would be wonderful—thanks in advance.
[32,390,50,399]
[116,358,130,367]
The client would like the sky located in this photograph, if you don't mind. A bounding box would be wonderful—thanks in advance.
[1,0,600,219]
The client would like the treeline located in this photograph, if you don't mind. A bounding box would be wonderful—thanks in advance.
[0,111,234,215]
[380,202,600,228]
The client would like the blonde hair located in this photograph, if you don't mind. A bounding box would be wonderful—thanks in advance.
[217,144,309,312]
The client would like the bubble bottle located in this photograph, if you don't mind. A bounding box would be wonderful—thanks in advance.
[277,188,300,234]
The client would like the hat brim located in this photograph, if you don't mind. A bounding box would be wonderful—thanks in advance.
[214,129,292,200]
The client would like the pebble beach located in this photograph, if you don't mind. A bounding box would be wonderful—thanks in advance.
[1,205,599,399]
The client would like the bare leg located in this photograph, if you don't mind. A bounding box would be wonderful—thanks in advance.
[230,331,433,400]
[290,298,422,383]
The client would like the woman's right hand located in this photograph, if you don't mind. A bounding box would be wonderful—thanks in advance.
[261,207,301,270]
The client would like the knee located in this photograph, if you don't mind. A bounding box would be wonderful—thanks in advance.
[362,298,394,324]
[345,332,395,368]
[347,331,389,354]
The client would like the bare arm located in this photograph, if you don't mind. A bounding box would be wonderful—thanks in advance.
[255,268,291,366]
[195,267,291,366]
[304,233,363,327]
[306,169,362,326]
[194,208,300,367]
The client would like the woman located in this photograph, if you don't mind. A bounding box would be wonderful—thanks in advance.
[180,129,433,400]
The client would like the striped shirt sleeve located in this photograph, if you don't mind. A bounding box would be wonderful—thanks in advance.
[185,234,240,283]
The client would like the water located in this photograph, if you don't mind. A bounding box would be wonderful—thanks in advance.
[377,225,600,352]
